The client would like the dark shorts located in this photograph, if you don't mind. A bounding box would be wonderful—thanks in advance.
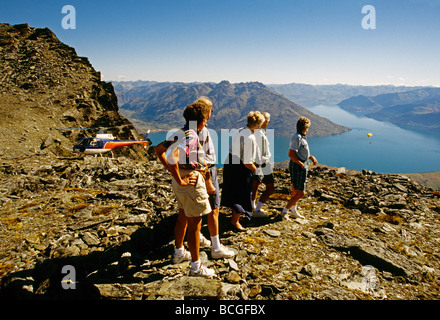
[289,160,308,191]
[208,166,220,210]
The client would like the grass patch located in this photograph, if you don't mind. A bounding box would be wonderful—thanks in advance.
[374,214,403,225]
[69,203,90,212]
[93,205,117,215]
[269,193,290,201]
[64,187,107,195]
[244,237,269,245]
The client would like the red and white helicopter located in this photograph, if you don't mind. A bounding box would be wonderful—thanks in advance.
[73,132,150,155]
[58,127,150,156]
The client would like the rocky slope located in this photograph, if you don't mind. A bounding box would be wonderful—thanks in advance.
[1,153,439,300]
[0,23,146,160]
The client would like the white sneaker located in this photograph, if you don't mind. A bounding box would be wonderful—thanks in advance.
[200,234,211,248]
[290,207,305,219]
[280,208,289,218]
[172,248,191,264]
[211,245,236,259]
[189,264,216,278]
[252,209,268,218]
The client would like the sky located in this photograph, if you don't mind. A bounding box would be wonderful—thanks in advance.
[1,0,440,86]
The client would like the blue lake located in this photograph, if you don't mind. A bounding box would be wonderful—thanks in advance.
[147,105,440,174]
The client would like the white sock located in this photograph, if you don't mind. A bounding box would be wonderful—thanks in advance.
[255,201,264,211]
[175,247,184,255]
[282,207,290,215]
[211,235,221,251]
[190,260,201,270]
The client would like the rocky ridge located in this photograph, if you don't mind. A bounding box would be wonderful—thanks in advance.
[0,23,146,160]
[1,154,439,300]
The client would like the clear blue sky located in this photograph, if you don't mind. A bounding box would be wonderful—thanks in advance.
[1,0,440,86]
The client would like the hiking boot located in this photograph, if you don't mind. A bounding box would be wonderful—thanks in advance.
[211,245,236,259]
[172,248,191,264]
[189,264,216,278]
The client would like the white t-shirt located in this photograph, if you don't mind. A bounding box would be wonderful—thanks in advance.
[230,126,258,165]
[198,126,216,166]
[254,128,271,165]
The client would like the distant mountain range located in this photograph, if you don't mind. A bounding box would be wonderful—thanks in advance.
[338,87,440,131]
[266,83,428,108]
[113,81,350,137]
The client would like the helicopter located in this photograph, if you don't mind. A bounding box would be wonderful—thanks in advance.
[57,127,150,156]
[73,132,150,155]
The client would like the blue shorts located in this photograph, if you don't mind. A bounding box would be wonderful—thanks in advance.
[289,160,308,191]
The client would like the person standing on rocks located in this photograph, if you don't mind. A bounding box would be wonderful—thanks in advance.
[252,111,275,218]
[154,101,215,278]
[281,116,318,219]
[196,97,236,259]
[221,111,266,231]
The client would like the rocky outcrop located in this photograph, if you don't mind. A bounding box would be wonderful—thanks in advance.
[0,23,146,159]
[1,154,439,300]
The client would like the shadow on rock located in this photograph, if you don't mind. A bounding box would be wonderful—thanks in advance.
[0,214,178,300]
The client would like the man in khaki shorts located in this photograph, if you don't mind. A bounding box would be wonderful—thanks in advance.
[171,168,211,218]
[155,101,216,278]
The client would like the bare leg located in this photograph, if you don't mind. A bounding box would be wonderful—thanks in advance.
[207,207,219,237]
[174,208,188,249]
[231,208,244,230]
[286,186,305,210]
[259,182,274,204]
[251,180,260,203]
[187,216,202,262]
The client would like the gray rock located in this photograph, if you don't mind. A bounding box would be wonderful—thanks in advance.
[154,276,223,299]
[82,232,101,246]
[315,227,422,280]
[264,229,281,237]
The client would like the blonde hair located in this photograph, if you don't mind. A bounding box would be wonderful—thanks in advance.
[297,116,311,133]
[247,111,266,129]
[195,96,213,109]
[262,112,270,122]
